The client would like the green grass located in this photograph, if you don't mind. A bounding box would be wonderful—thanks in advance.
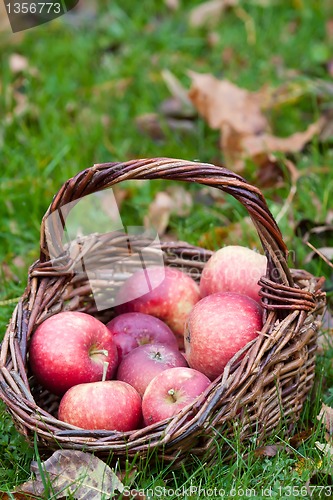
[1,0,333,496]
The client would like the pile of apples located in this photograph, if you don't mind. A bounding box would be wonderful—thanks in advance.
[29,245,267,432]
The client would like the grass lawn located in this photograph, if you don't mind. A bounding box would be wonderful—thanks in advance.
[1,0,333,497]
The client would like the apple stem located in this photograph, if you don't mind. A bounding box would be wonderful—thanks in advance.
[168,388,177,402]
[90,349,109,357]
[102,361,109,382]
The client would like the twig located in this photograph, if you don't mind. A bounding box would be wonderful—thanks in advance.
[234,6,256,45]
[306,241,333,269]
[275,159,299,224]
[0,297,20,306]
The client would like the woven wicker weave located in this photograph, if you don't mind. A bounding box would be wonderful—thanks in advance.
[0,158,326,467]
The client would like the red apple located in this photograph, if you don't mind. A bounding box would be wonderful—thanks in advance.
[115,266,201,347]
[58,380,142,431]
[106,312,178,363]
[185,292,263,380]
[200,245,267,303]
[142,367,211,426]
[116,343,188,396]
[29,311,118,396]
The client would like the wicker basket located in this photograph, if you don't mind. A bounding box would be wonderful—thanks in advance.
[0,158,326,467]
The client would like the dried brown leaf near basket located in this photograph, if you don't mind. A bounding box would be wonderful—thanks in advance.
[0,158,326,468]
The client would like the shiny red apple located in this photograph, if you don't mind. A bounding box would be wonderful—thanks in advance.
[106,312,178,363]
[29,311,118,395]
[142,367,211,426]
[116,343,188,396]
[115,266,201,347]
[200,245,267,303]
[58,380,142,431]
[185,292,263,380]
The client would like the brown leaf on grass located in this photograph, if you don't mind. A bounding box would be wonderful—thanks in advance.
[136,113,165,141]
[240,120,324,163]
[15,450,124,500]
[159,98,196,119]
[289,428,313,448]
[144,187,193,235]
[161,69,196,119]
[255,155,285,189]
[0,494,38,499]
[254,444,285,457]
[138,70,196,141]
[189,0,238,28]
[189,72,268,134]
[317,404,333,434]
[136,113,195,142]
[145,192,174,234]
[188,72,324,171]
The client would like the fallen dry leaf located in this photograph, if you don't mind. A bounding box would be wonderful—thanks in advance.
[317,403,333,434]
[0,494,38,500]
[161,69,196,118]
[315,441,333,460]
[289,428,313,448]
[159,97,196,119]
[15,450,124,500]
[240,119,324,163]
[189,0,238,28]
[254,444,284,458]
[255,155,285,189]
[136,113,166,141]
[136,113,195,142]
[144,191,174,234]
[189,72,268,135]
[188,72,325,171]
[144,186,193,235]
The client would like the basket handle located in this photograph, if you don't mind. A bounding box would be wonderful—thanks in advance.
[38,158,293,288]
